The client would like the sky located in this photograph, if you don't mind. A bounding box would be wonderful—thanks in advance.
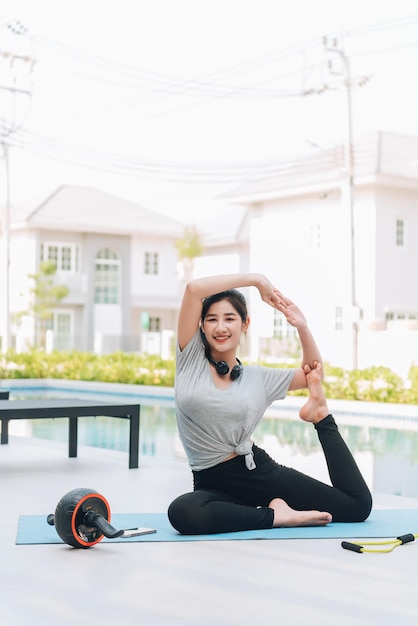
[1,0,418,222]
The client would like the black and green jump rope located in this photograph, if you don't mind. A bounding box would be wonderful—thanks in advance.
[342,532,418,554]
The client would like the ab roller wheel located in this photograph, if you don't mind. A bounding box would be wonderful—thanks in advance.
[47,488,123,548]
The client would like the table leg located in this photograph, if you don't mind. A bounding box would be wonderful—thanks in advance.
[128,406,140,469]
[1,419,9,445]
[69,417,78,457]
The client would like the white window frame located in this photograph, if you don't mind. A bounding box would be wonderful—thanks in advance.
[273,310,297,339]
[94,248,121,305]
[385,310,417,321]
[309,220,321,249]
[144,251,159,275]
[45,310,74,351]
[396,219,404,247]
[335,305,343,331]
[41,242,79,273]
[149,316,161,332]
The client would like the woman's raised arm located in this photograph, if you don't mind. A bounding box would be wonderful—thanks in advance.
[177,273,279,351]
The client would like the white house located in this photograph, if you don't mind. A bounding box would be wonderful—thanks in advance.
[202,131,418,376]
[1,185,185,356]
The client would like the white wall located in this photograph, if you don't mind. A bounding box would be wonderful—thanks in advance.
[131,235,179,297]
[9,230,38,312]
[247,191,355,363]
[193,253,240,278]
[352,187,377,319]
[375,186,418,316]
[358,328,418,378]
[238,181,418,374]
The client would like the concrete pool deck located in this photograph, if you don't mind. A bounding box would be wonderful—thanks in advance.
[1,433,418,626]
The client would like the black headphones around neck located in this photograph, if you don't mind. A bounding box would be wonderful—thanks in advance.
[208,356,243,380]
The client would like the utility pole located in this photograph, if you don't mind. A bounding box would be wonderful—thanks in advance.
[305,37,369,369]
[0,143,11,353]
[326,37,358,369]
[0,19,35,352]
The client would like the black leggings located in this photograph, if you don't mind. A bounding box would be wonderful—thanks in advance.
[168,414,372,534]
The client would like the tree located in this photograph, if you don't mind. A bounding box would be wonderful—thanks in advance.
[16,260,69,348]
[175,226,203,282]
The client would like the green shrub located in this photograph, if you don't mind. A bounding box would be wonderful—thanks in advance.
[257,360,413,404]
[0,349,175,387]
[407,365,418,404]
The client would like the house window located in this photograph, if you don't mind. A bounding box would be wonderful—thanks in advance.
[273,310,296,338]
[54,311,73,350]
[40,242,79,272]
[396,219,404,246]
[61,246,72,270]
[45,311,73,351]
[309,221,321,249]
[335,306,343,331]
[386,311,417,321]
[141,313,161,331]
[149,316,161,332]
[94,248,121,304]
[144,251,159,275]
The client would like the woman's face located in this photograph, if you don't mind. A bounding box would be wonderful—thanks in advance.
[202,298,249,357]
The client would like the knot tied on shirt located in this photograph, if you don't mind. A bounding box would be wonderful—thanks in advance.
[234,441,256,470]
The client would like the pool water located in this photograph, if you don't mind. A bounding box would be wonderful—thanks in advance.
[8,389,418,499]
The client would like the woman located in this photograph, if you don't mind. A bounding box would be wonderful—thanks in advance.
[168,273,372,534]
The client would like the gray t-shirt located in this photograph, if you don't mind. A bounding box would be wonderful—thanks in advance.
[175,330,295,471]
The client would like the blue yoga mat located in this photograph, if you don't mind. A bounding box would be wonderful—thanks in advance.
[16,509,418,544]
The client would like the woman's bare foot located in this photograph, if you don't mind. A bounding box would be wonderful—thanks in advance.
[269,498,332,527]
[299,361,329,424]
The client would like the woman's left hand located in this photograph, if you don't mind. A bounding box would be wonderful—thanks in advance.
[274,294,307,330]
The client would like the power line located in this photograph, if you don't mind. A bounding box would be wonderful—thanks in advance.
[12,14,416,134]
[1,13,417,183]
[9,13,418,98]
[3,122,343,183]
[30,32,321,95]
[3,12,416,138]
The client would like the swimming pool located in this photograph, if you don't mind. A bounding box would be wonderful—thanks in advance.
[4,383,418,499]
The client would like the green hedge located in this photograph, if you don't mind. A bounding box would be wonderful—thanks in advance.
[1,349,417,404]
[289,364,416,404]
[0,349,176,387]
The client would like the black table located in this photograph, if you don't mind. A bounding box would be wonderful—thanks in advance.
[0,399,140,468]
[0,391,10,400]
